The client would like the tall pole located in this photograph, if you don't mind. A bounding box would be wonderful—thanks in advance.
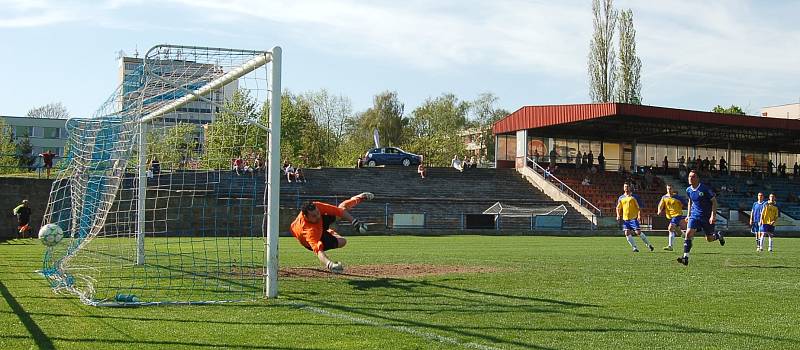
[136,123,147,265]
[265,47,282,299]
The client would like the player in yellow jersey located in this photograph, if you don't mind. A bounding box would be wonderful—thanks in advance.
[616,183,654,252]
[758,193,779,252]
[657,184,687,251]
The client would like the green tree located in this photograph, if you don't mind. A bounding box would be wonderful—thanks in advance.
[588,0,618,103]
[615,9,642,104]
[300,89,353,167]
[0,119,17,174]
[15,137,33,169]
[406,93,470,166]
[146,122,197,170]
[360,91,406,147]
[278,91,317,167]
[469,92,509,162]
[712,105,746,115]
[204,90,263,169]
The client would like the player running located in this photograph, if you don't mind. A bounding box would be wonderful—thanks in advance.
[676,170,725,266]
[616,183,654,252]
[290,192,373,273]
[657,184,687,251]
[749,192,766,250]
[12,199,32,238]
[758,193,779,252]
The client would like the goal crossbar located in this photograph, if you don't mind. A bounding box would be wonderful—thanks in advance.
[140,49,272,124]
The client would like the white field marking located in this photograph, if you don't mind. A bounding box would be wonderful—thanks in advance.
[285,301,502,350]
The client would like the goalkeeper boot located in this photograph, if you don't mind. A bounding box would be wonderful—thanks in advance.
[358,192,375,201]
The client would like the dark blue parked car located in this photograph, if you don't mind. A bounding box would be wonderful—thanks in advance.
[364,147,422,167]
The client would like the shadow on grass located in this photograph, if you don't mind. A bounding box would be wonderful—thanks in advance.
[282,273,800,349]
[0,280,54,349]
[725,264,796,269]
[346,276,597,308]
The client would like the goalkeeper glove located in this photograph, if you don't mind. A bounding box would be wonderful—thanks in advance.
[326,261,344,274]
[351,218,367,233]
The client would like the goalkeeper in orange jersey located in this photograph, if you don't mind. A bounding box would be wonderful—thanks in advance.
[290,192,373,273]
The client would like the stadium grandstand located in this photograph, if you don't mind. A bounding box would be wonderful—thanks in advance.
[493,103,800,232]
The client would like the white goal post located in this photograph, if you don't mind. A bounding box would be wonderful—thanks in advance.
[134,45,283,299]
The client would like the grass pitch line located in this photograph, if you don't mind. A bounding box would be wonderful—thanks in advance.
[286,301,502,350]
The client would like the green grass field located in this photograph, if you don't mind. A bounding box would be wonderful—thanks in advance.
[2,235,799,349]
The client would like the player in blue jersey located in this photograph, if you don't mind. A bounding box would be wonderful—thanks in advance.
[616,183,654,252]
[749,192,766,250]
[677,170,725,266]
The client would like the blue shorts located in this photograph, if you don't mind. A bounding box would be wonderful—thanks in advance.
[751,224,760,234]
[687,217,715,234]
[669,216,686,226]
[621,219,641,231]
[760,224,775,233]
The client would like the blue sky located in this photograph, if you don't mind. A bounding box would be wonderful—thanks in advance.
[1,0,798,118]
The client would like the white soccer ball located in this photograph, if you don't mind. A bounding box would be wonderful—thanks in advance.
[38,224,64,247]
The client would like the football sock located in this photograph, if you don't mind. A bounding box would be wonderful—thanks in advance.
[768,237,773,251]
[683,239,693,258]
[639,232,652,247]
[758,236,764,249]
[755,235,759,247]
[667,231,675,247]
[626,235,637,249]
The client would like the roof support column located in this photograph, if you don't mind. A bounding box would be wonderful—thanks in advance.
[727,142,731,175]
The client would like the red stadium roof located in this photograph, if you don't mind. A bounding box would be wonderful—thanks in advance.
[493,103,800,153]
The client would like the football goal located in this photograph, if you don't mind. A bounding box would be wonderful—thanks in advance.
[41,44,282,306]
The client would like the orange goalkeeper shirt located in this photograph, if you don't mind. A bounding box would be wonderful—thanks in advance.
[290,202,344,253]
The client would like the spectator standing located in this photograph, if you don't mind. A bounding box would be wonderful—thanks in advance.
[532,149,540,164]
[662,156,669,173]
[575,151,583,169]
[40,150,56,179]
[597,152,605,171]
[587,150,594,168]
[794,162,799,176]
[719,156,727,172]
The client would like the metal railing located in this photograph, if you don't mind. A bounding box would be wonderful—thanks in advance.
[283,192,592,231]
[526,157,603,217]
[0,153,63,178]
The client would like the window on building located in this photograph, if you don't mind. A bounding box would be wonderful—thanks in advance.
[44,127,60,139]
[496,134,517,161]
[14,126,30,138]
